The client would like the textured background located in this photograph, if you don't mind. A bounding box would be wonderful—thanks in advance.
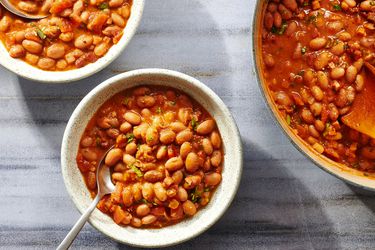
[0,0,375,249]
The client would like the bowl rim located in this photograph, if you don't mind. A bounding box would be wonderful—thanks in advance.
[61,68,244,247]
[251,0,375,191]
[0,0,145,84]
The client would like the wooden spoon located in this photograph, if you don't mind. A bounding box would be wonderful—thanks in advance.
[342,62,375,139]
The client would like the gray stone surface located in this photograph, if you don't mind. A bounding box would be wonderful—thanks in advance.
[0,0,374,249]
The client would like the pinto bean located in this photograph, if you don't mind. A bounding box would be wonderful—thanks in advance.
[18,1,38,13]
[176,129,193,144]
[282,0,297,11]
[146,126,159,146]
[165,157,184,172]
[136,95,155,108]
[124,111,141,125]
[197,120,215,135]
[210,150,222,167]
[159,129,176,144]
[202,138,214,155]
[142,182,154,201]
[74,34,93,49]
[109,0,123,7]
[132,183,142,202]
[22,39,42,54]
[264,53,275,68]
[154,182,167,201]
[273,11,282,28]
[314,52,330,70]
[141,215,157,225]
[330,67,345,79]
[205,173,222,186]
[177,186,188,202]
[156,146,167,160]
[185,152,201,173]
[264,11,274,30]
[0,16,11,32]
[122,186,133,207]
[182,200,197,216]
[210,131,222,149]
[111,13,126,27]
[9,45,25,58]
[123,153,136,166]
[144,170,164,183]
[105,148,123,166]
[309,37,327,50]
[345,65,357,83]
[172,170,184,185]
[46,44,65,59]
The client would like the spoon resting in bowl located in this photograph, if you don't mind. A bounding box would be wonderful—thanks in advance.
[57,146,115,250]
[342,62,375,139]
[0,0,48,19]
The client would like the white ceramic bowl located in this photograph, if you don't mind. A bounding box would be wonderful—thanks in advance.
[61,69,243,247]
[0,0,144,83]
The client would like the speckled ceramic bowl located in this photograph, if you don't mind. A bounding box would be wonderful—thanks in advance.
[61,69,243,247]
[253,0,375,190]
[0,0,144,83]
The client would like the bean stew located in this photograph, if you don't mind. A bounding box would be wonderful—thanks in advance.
[0,0,132,70]
[261,0,375,173]
[76,86,224,228]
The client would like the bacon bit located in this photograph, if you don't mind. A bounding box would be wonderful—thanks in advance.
[50,0,73,14]
[75,52,98,68]
[291,92,304,106]
[87,12,109,34]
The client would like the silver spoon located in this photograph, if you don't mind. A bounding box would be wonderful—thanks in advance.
[0,0,48,20]
[57,146,115,250]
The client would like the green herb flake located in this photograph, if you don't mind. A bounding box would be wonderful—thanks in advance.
[98,2,109,9]
[190,187,203,203]
[130,164,143,178]
[147,135,154,142]
[122,97,130,106]
[204,187,210,192]
[170,101,176,106]
[156,107,162,114]
[286,115,291,125]
[323,123,331,137]
[332,4,341,11]
[277,22,288,35]
[271,26,278,34]
[95,137,101,146]
[303,1,309,6]
[191,117,198,131]
[126,133,134,143]
[301,46,307,55]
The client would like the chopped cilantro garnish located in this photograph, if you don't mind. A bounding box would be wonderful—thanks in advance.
[191,117,198,131]
[332,4,341,11]
[156,107,162,114]
[190,187,203,203]
[147,135,154,142]
[36,28,46,40]
[98,2,109,9]
[204,187,210,192]
[277,22,288,35]
[126,133,134,143]
[122,97,130,106]
[130,164,143,178]
[301,46,307,55]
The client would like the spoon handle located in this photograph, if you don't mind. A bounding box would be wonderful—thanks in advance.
[57,195,101,250]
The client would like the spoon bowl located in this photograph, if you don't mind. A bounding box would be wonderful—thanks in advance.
[0,0,48,19]
[57,146,115,250]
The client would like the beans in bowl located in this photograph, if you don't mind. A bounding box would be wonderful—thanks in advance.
[261,0,375,172]
[76,86,224,228]
[0,0,132,70]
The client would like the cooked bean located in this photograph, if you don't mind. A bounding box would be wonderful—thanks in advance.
[170,121,186,133]
[273,11,282,28]
[278,4,293,20]
[82,148,97,161]
[109,0,124,7]
[177,186,188,202]
[46,44,65,59]
[74,34,93,49]
[87,171,96,189]
[205,173,222,186]
[94,42,109,56]
[308,125,320,138]
[120,121,132,133]
[123,153,136,166]
[185,152,200,173]
[165,156,184,172]
[264,53,275,68]
[146,126,159,146]
[314,120,325,132]
[156,146,167,160]
[25,53,39,65]
[105,148,123,166]
[122,186,133,207]
[37,58,55,69]
[81,136,93,147]
[22,39,42,54]
[9,45,25,58]
[210,131,222,149]
[210,150,222,167]
[355,74,364,92]
[124,142,136,155]
[141,215,157,225]
[112,13,126,27]
[132,183,142,202]
[345,65,357,83]
[330,41,345,56]
[18,1,37,13]
[131,217,142,228]
[301,109,314,124]
[180,142,192,159]
[282,0,297,11]
[330,67,345,79]
[172,170,184,185]
[154,182,167,201]
[326,21,344,33]
[311,86,323,101]
[136,95,155,108]
[309,37,327,50]
[197,120,215,135]
[59,32,74,42]
[56,59,67,69]
[317,71,329,89]
[310,102,322,116]
[285,21,297,36]
[124,111,141,125]
[142,182,154,201]
[264,12,274,30]
[176,129,193,144]
[337,31,352,41]
[314,52,330,70]
[136,204,150,217]
[361,147,375,160]
[144,170,164,183]
[0,16,11,32]
[182,200,197,216]
[106,128,119,138]
[202,138,214,155]
[159,129,176,144]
